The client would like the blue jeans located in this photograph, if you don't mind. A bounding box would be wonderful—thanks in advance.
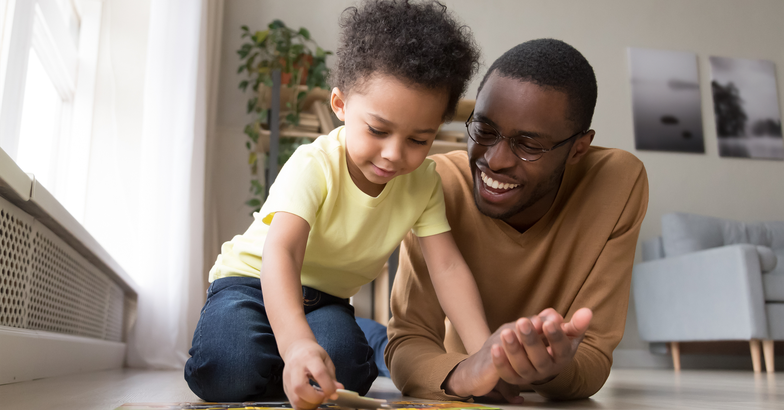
[184,277,378,402]
[356,317,389,378]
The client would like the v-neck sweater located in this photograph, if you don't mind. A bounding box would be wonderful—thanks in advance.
[386,147,649,400]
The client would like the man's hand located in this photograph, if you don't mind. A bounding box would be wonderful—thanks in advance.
[443,308,592,402]
[492,308,592,386]
[282,339,344,410]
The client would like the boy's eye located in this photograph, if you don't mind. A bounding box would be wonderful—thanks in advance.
[410,138,428,146]
[367,125,386,135]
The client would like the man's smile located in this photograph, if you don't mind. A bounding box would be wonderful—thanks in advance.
[475,168,523,205]
[480,171,520,191]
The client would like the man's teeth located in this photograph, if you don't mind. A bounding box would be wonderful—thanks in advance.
[481,172,519,190]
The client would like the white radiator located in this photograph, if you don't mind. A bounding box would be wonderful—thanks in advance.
[0,196,128,341]
[0,148,137,384]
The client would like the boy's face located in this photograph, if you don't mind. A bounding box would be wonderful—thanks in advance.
[331,75,447,196]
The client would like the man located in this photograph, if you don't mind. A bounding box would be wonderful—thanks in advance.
[382,38,648,401]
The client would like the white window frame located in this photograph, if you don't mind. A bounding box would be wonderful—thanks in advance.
[0,0,102,221]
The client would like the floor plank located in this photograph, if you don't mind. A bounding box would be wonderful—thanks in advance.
[0,368,780,410]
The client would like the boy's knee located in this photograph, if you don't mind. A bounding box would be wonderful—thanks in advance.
[324,341,378,395]
[185,350,284,402]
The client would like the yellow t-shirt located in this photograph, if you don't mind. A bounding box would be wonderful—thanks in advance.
[209,126,451,298]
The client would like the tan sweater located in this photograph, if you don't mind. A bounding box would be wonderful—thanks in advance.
[385,147,648,400]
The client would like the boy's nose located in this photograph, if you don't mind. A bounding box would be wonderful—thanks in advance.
[381,140,404,163]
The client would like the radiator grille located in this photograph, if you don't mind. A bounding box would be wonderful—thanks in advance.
[0,204,33,328]
[0,197,126,342]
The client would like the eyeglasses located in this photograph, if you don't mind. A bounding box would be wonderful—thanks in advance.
[464,110,586,162]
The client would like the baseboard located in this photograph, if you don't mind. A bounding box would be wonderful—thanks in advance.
[0,326,126,385]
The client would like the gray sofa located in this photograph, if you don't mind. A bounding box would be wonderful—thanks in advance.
[633,212,783,372]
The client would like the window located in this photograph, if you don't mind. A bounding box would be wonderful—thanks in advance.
[0,0,102,221]
[16,47,63,189]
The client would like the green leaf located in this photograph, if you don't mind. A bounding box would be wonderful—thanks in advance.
[249,152,257,165]
[316,47,325,58]
[239,80,249,91]
[241,25,249,31]
[244,124,259,144]
[298,28,310,40]
[246,141,251,150]
[269,19,285,29]
[246,198,261,207]
[286,112,297,124]
[290,44,304,57]
[237,43,252,59]
[254,30,269,45]
[251,179,264,195]
[247,97,258,114]
[237,64,246,74]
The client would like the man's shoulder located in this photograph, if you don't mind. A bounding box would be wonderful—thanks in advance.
[563,146,647,213]
[574,146,646,186]
[429,150,470,181]
[582,146,643,170]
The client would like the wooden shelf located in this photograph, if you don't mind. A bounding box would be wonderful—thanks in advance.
[429,140,467,155]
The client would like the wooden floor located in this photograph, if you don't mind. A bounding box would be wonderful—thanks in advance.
[0,368,781,410]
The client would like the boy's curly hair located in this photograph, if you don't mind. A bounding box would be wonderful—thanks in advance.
[331,0,480,120]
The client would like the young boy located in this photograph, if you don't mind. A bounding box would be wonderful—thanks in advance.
[185,1,484,407]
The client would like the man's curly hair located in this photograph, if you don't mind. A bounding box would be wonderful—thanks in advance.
[331,0,480,120]
[478,39,597,132]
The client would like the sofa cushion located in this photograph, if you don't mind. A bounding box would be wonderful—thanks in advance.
[767,303,784,339]
[767,221,784,249]
[770,249,784,276]
[745,222,773,247]
[764,274,784,302]
[642,236,664,262]
[661,213,725,257]
[757,246,778,272]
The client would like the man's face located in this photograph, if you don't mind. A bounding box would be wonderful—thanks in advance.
[468,74,580,227]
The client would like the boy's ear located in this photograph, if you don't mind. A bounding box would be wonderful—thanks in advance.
[330,87,347,121]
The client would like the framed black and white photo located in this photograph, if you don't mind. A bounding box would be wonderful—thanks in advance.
[628,47,705,153]
[709,56,783,160]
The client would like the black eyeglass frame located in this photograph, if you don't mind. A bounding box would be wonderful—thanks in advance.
[464,109,587,162]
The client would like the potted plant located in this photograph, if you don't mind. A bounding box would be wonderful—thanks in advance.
[237,20,332,213]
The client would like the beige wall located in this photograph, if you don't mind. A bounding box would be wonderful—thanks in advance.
[213,0,784,364]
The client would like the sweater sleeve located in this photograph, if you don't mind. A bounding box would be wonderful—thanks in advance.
[385,230,471,400]
[532,163,649,399]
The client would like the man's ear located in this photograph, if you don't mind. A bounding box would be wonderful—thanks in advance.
[566,130,595,165]
[330,87,347,121]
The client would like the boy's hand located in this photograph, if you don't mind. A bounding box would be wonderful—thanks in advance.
[282,339,344,410]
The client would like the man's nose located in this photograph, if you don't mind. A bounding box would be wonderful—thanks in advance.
[485,138,518,170]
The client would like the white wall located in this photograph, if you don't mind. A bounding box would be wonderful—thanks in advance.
[213,0,784,366]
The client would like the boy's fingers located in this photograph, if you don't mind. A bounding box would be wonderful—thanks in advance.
[289,368,324,409]
[308,360,337,401]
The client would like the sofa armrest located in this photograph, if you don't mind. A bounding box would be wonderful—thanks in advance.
[632,244,768,342]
